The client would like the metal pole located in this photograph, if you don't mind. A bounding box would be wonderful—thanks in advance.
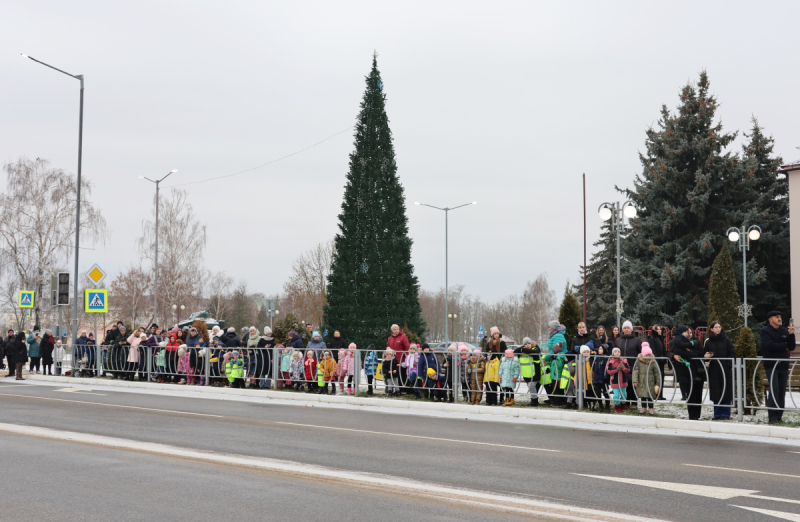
[154,181,159,327]
[577,353,584,410]
[616,204,621,329]
[71,77,84,350]
[582,173,587,323]
[445,209,449,344]
[736,357,744,422]
[742,229,748,328]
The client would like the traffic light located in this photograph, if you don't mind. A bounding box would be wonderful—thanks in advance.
[57,272,69,305]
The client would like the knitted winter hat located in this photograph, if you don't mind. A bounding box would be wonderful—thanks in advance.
[548,320,560,330]
[264,326,272,336]
[504,348,514,356]
[490,326,500,336]
[473,349,482,356]
[420,343,429,350]
[348,343,357,349]
[674,325,689,336]
[622,320,633,330]
[227,327,236,333]
[642,345,653,356]
[522,337,532,345]
[580,345,591,354]
[288,330,297,338]
[612,347,621,355]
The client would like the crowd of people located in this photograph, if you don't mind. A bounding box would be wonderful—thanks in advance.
[1,311,795,424]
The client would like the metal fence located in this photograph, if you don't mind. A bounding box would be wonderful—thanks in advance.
[13,344,798,424]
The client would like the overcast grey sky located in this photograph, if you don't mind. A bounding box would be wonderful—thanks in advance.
[2,1,799,303]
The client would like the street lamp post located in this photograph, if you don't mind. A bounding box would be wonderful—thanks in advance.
[415,201,476,344]
[448,313,458,341]
[266,309,280,331]
[141,170,178,326]
[598,201,638,328]
[726,225,761,327]
[23,54,84,347]
[172,304,185,325]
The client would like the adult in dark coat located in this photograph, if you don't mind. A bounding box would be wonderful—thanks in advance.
[254,326,275,386]
[571,323,593,351]
[329,330,347,362]
[702,321,736,419]
[4,330,15,377]
[224,328,241,348]
[760,311,796,424]
[614,321,643,406]
[670,326,705,420]
[40,331,55,375]
[13,332,28,380]
[647,325,667,399]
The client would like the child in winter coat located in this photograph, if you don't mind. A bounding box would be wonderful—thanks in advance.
[484,355,501,405]
[403,344,421,397]
[466,349,486,405]
[590,344,611,412]
[382,348,399,397]
[177,345,190,384]
[289,351,304,391]
[338,344,356,395]
[417,344,440,401]
[363,345,379,396]
[545,341,566,407]
[155,348,167,383]
[632,344,661,415]
[606,347,632,413]
[303,350,317,393]
[279,347,293,389]
[514,338,542,407]
[498,349,521,406]
[318,350,337,395]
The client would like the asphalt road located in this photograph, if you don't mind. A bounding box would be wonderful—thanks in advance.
[2,381,799,521]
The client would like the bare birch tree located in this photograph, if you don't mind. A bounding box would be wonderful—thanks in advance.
[0,157,107,327]
[137,188,206,327]
[282,240,334,328]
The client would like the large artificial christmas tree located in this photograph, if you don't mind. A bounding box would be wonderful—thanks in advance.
[558,283,582,344]
[323,55,426,349]
[620,72,739,326]
[728,119,791,321]
[576,220,622,328]
[707,244,743,342]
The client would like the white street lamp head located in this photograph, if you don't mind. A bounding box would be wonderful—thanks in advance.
[414,202,420,205]
[728,231,740,242]
[748,229,760,241]
[275,310,280,314]
[21,54,28,58]
[138,176,144,179]
[172,304,177,310]
[598,206,612,221]
[623,205,637,218]
[472,201,477,205]
[171,169,178,173]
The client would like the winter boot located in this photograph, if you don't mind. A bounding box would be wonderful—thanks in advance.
[507,398,515,406]
[530,398,539,407]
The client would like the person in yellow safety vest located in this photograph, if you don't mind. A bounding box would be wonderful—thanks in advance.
[226,350,245,388]
[514,337,542,407]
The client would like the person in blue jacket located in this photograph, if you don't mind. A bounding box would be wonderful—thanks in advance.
[363,344,379,395]
[760,311,796,424]
[417,343,440,401]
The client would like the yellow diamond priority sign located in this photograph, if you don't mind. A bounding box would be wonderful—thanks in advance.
[86,264,107,284]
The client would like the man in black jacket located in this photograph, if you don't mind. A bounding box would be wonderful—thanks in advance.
[760,311,796,424]
[670,326,703,420]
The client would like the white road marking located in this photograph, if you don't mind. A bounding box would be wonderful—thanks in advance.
[576,474,800,505]
[54,388,106,396]
[685,464,800,480]
[275,421,561,452]
[731,505,800,521]
[0,393,221,417]
[0,422,665,522]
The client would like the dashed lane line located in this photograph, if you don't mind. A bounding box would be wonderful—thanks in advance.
[275,421,560,452]
[0,392,222,417]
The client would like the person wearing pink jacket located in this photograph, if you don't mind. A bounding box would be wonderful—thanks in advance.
[338,344,356,395]
[403,344,421,397]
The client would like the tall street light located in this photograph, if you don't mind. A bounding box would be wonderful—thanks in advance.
[598,200,638,328]
[726,225,761,327]
[141,170,178,326]
[22,53,84,347]
[415,201,476,343]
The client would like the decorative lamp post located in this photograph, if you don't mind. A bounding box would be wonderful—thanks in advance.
[726,225,761,327]
[598,200,638,328]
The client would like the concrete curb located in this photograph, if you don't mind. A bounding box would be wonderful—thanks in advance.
[25,375,800,441]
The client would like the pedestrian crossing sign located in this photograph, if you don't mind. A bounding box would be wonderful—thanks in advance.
[18,291,34,308]
[84,289,108,313]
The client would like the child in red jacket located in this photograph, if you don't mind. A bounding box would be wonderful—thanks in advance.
[303,350,317,393]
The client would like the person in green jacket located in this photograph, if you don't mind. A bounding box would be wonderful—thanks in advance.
[226,350,245,388]
[545,320,567,407]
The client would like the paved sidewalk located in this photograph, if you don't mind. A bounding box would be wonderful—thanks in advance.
[22,374,800,445]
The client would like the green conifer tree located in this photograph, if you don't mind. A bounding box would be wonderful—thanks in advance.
[734,327,763,415]
[728,119,791,321]
[323,55,425,350]
[558,283,582,344]
[707,244,743,342]
[621,72,739,326]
